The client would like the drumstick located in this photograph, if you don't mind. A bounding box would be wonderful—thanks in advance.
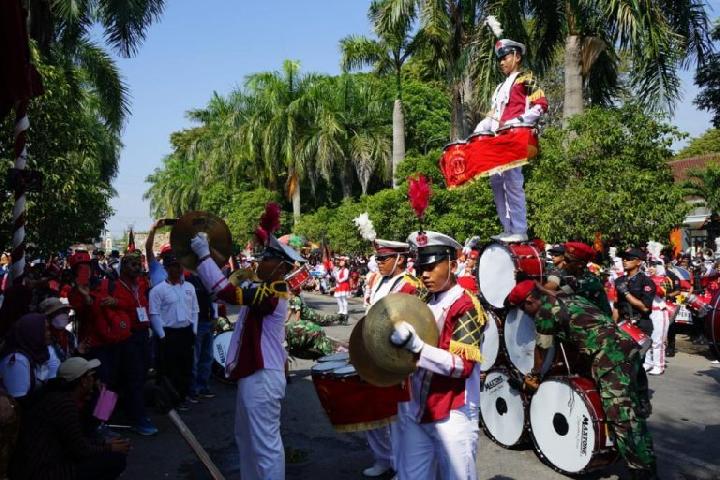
[168,409,226,480]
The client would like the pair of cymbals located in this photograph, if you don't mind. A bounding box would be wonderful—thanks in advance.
[350,293,439,387]
[169,211,233,272]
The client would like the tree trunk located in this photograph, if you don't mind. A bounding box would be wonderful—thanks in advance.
[563,34,584,125]
[339,163,353,199]
[292,185,301,223]
[450,82,465,140]
[392,99,405,188]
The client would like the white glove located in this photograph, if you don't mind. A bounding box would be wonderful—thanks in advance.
[190,234,211,258]
[390,321,424,354]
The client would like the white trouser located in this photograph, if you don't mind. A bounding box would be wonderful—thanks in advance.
[645,310,669,370]
[366,425,394,469]
[235,369,286,480]
[396,405,479,480]
[336,295,348,315]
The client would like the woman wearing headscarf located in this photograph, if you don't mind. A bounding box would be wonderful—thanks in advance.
[0,313,58,398]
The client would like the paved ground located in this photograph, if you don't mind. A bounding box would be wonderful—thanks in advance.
[125,293,720,480]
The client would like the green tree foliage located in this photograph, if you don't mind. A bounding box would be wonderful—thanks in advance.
[0,58,116,253]
[695,21,720,128]
[526,105,689,246]
[676,129,720,159]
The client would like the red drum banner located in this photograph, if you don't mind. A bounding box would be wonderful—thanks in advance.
[440,126,538,188]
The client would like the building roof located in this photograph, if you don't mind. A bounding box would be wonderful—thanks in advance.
[668,153,720,182]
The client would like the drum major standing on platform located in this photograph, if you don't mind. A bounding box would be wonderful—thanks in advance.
[473,35,548,243]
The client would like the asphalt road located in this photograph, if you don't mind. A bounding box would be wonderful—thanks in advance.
[125,293,720,480]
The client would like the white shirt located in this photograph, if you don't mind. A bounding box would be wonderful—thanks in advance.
[148,279,199,338]
[0,347,59,398]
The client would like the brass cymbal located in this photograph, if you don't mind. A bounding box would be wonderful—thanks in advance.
[349,317,408,387]
[170,211,233,272]
[362,293,438,375]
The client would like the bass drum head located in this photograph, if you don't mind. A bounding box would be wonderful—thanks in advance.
[212,331,234,367]
[529,378,597,474]
[481,312,500,372]
[504,308,555,376]
[479,368,527,448]
[479,243,517,308]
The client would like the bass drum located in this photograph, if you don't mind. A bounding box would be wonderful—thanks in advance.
[529,376,616,475]
[504,308,555,376]
[478,242,544,308]
[706,291,720,360]
[479,367,528,448]
[480,310,503,372]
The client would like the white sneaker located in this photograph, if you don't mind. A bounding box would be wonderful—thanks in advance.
[643,363,653,372]
[491,232,509,241]
[498,233,528,243]
[362,464,391,477]
[648,367,664,375]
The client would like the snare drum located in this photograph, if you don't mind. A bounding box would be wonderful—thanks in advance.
[439,140,470,188]
[529,376,616,474]
[481,310,503,372]
[504,308,555,376]
[479,367,529,448]
[617,321,651,356]
[311,359,409,432]
[286,265,311,290]
[478,242,544,308]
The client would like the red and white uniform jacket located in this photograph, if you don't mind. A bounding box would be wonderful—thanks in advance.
[649,275,670,312]
[197,259,288,380]
[333,267,350,295]
[475,71,548,133]
[409,284,483,423]
[366,273,420,312]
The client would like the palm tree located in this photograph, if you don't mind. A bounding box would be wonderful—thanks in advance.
[340,0,420,187]
[683,164,720,216]
[244,60,319,221]
[525,0,712,120]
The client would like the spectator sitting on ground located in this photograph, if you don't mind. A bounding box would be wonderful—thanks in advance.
[0,313,59,399]
[10,357,130,480]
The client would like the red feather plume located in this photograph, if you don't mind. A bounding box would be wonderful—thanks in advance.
[408,174,431,220]
[254,202,281,246]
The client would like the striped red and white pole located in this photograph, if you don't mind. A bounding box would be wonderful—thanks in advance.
[10,101,29,283]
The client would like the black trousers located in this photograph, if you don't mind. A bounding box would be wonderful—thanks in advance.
[160,325,195,401]
[75,451,127,480]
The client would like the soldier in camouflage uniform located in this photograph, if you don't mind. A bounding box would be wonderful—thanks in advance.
[551,242,612,315]
[507,280,657,480]
[285,291,337,359]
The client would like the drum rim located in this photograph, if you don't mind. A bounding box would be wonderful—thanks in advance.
[528,376,614,475]
[478,367,529,449]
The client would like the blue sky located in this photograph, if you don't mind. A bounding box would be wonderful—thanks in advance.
[105,0,719,236]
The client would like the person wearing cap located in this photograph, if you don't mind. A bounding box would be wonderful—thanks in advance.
[190,214,305,480]
[391,231,485,480]
[551,242,612,315]
[645,261,672,375]
[10,356,130,480]
[473,38,548,243]
[39,296,78,362]
[148,249,199,410]
[505,280,657,479]
[456,249,479,294]
[362,238,423,478]
[543,244,566,289]
[333,257,351,323]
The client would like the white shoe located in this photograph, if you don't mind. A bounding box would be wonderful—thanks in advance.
[648,367,663,375]
[363,464,391,477]
[491,232,508,241]
[643,363,653,372]
[498,233,528,243]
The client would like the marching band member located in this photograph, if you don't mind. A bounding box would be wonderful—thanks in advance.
[473,38,548,243]
[456,250,479,294]
[551,242,612,315]
[646,260,671,375]
[363,238,422,477]
[333,257,351,324]
[190,203,304,480]
[506,280,657,480]
[391,231,485,480]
